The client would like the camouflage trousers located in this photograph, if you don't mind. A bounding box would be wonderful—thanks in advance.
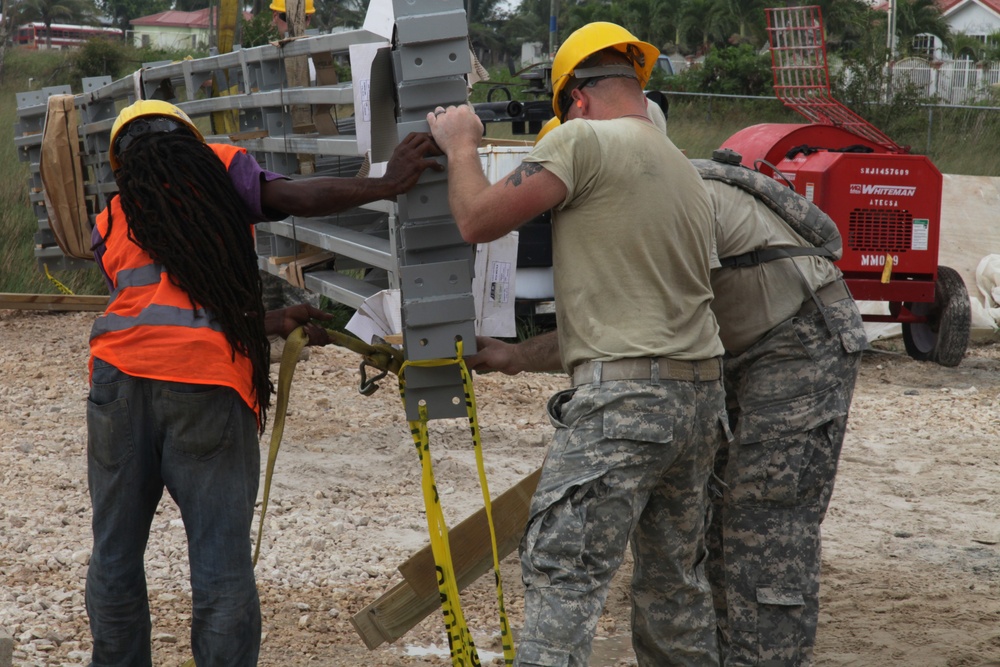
[515,374,728,667]
[706,298,865,666]
[260,270,320,311]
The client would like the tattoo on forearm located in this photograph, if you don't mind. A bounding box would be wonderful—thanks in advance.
[506,162,544,187]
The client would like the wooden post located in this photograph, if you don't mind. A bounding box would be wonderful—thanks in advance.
[283,0,315,175]
[0,294,108,312]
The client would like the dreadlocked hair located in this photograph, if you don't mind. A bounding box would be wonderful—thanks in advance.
[115,131,273,433]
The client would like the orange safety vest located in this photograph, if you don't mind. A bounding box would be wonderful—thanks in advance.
[89,143,261,416]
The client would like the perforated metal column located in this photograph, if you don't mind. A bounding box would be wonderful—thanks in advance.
[391,0,477,421]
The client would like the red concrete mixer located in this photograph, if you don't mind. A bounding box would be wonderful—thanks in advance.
[721,5,970,366]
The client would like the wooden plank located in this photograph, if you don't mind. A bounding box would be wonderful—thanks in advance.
[350,580,436,650]
[398,468,541,598]
[0,293,107,312]
[350,468,541,649]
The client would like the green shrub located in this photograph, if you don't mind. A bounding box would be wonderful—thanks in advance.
[666,44,773,96]
[831,51,929,148]
[241,12,279,48]
[71,38,130,81]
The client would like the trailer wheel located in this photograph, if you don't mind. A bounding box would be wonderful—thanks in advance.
[902,265,971,367]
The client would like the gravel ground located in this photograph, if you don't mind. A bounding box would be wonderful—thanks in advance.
[2,309,1000,666]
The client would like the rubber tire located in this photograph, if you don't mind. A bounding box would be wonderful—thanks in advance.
[901,265,971,367]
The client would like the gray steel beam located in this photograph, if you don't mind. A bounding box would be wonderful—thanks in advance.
[389,0,477,420]
[261,217,394,270]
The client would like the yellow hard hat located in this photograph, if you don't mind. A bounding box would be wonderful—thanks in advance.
[269,0,316,15]
[109,100,203,170]
[550,22,659,119]
[535,117,560,144]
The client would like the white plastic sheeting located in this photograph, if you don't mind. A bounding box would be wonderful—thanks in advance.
[972,254,1000,331]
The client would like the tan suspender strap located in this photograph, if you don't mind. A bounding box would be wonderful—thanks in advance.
[795,278,853,317]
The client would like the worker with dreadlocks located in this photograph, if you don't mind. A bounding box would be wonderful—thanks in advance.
[85,99,440,666]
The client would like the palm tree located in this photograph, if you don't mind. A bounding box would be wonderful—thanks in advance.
[16,0,99,48]
[508,0,552,46]
[465,0,516,65]
[808,0,871,53]
[726,0,766,42]
[892,0,950,57]
[947,32,988,61]
[605,0,675,51]
[676,0,728,53]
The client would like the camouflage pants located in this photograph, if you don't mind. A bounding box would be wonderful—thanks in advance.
[260,270,320,311]
[515,375,728,667]
[706,299,865,666]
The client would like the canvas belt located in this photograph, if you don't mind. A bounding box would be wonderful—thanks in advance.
[572,355,723,387]
[796,279,852,317]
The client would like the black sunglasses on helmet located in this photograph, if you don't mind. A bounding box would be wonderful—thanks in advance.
[558,64,641,121]
[113,117,193,162]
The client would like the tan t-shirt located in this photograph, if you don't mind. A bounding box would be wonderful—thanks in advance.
[705,179,843,355]
[525,118,723,372]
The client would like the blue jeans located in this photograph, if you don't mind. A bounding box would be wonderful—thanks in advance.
[86,358,261,667]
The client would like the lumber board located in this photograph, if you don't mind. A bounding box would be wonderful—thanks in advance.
[350,468,541,649]
[398,468,541,598]
[0,293,107,312]
[349,579,436,650]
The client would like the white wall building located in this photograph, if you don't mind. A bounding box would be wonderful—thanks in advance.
[129,7,251,51]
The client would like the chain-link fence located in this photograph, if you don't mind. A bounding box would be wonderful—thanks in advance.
[663,91,1000,177]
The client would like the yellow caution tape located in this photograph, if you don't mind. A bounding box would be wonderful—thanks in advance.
[43,264,74,295]
[398,340,515,666]
[881,253,893,283]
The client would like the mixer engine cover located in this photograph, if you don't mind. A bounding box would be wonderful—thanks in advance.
[773,149,942,302]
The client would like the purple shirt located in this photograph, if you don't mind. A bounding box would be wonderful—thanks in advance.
[227,149,289,222]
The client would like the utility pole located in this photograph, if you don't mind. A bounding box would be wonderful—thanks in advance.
[549,0,558,56]
[886,0,898,105]
[886,0,897,56]
[549,0,559,58]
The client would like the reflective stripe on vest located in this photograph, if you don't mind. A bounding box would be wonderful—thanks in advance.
[105,263,164,304]
[91,304,224,338]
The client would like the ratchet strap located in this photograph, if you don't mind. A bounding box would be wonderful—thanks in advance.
[253,325,310,566]
[398,340,516,666]
[253,326,401,566]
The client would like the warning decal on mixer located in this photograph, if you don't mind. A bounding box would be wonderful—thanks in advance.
[912,219,929,251]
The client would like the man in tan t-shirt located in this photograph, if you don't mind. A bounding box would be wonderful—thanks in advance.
[428,21,727,667]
